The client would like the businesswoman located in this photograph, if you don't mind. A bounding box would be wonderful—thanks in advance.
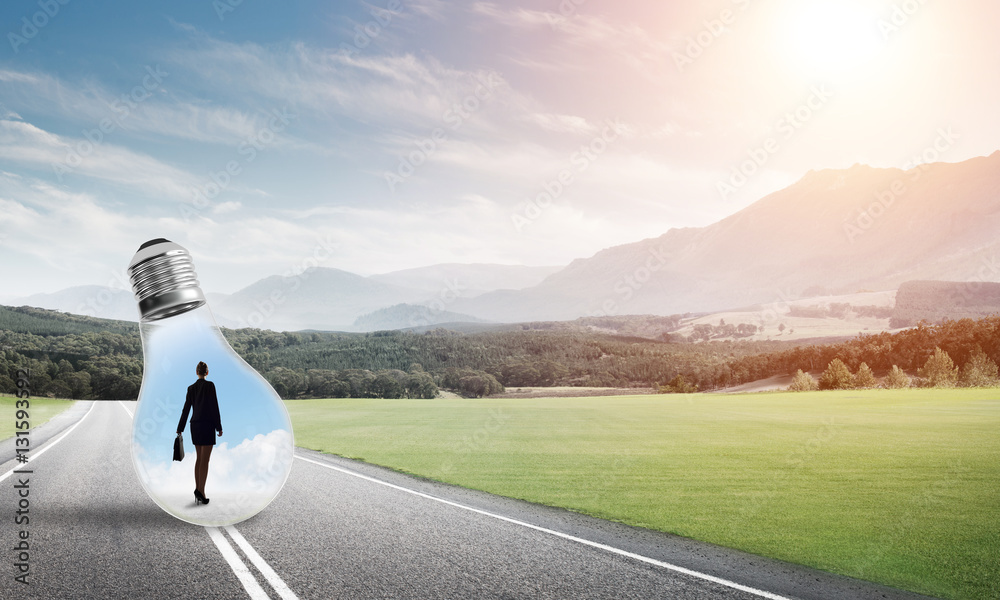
[177,361,223,505]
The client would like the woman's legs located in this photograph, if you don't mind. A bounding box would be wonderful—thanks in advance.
[201,444,213,496]
[194,444,214,496]
[194,445,204,494]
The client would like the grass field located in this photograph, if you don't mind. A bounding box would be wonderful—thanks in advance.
[286,389,1000,600]
[0,394,76,439]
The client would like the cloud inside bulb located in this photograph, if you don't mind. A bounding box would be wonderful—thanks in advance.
[135,429,293,522]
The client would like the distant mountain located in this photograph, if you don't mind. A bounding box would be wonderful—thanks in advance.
[14,263,563,331]
[213,267,426,331]
[455,152,1000,321]
[13,285,139,322]
[370,263,562,297]
[351,303,488,331]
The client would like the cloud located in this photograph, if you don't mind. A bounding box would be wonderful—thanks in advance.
[470,2,672,80]
[212,201,243,215]
[136,429,293,495]
[168,37,530,141]
[0,119,199,201]
[522,113,602,135]
[0,67,272,145]
[134,429,294,525]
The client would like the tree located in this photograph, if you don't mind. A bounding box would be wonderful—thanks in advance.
[819,359,854,390]
[372,371,405,398]
[46,379,73,399]
[854,363,877,389]
[919,347,959,388]
[787,369,818,391]
[960,349,999,388]
[883,365,911,389]
[63,370,93,399]
[457,373,503,398]
[405,371,438,399]
[659,374,698,394]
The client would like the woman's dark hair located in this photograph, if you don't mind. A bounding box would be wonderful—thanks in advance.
[196,361,209,377]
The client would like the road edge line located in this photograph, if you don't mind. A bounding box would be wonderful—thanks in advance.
[294,453,794,600]
[0,401,96,484]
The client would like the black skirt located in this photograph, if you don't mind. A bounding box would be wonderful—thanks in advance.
[190,421,217,446]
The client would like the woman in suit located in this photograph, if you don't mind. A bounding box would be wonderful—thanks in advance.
[177,361,223,505]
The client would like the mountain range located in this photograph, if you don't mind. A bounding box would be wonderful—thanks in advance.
[452,151,1000,321]
[12,152,1000,331]
[11,264,561,331]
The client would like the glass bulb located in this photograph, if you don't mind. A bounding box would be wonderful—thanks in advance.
[127,239,293,526]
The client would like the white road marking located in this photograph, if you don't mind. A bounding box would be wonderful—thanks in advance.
[225,526,301,600]
[295,453,795,600]
[207,526,271,600]
[119,400,299,600]
[0,401,96,483]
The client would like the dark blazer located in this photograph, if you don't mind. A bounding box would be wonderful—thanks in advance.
[177,379,222,434]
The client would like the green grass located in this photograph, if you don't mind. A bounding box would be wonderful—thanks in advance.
[0,394,77,439]
[287,389,1000,599]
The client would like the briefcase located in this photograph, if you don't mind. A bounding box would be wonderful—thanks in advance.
[173,433,185,461]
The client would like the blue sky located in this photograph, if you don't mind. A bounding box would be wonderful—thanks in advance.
[1,0,998,296]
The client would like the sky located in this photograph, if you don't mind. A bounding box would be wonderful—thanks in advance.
[1,0,998,297]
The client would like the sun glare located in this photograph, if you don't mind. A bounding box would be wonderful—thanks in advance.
[781,0,883,78]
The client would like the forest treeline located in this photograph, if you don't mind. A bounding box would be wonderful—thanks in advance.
[2,305,998,399]
[719,316,1000,388]
[0,306,772,399]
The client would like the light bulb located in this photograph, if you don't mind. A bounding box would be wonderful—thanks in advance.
[126,238,293,526]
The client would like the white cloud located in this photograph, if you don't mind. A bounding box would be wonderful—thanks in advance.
[470,3,675,86]
[212,200,243,215]
[523,113,601,135]
[0,119,199,201]
[134,429,293,525]
[169,38,529,141]
[0,67,271,145]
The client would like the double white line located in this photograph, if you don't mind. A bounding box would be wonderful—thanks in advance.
[206,525,299,600]
[117,401,299,600]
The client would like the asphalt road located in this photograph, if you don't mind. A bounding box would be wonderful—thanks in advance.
[0,401,938,600]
